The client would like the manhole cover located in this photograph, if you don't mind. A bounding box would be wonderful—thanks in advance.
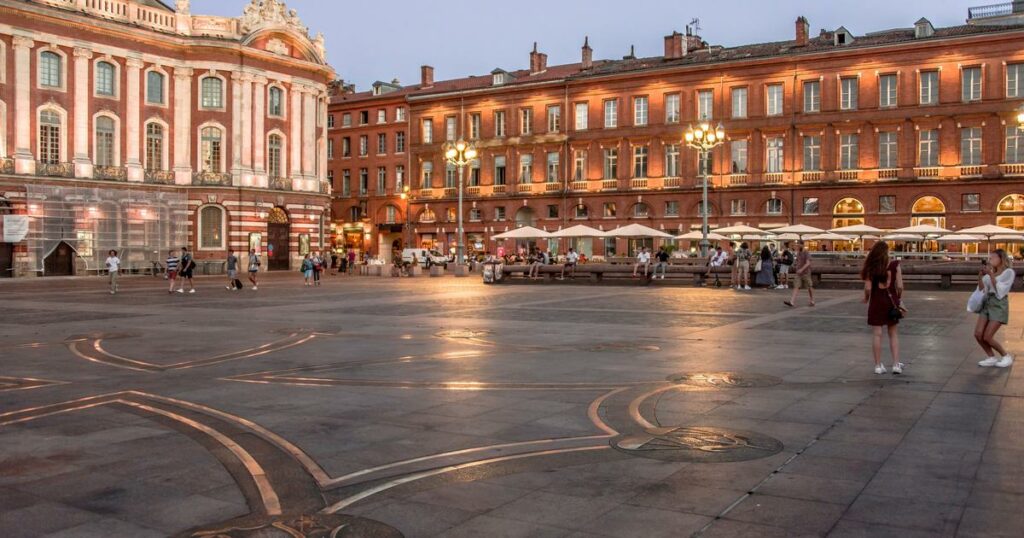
[668,372,782,388]
[434,329,491,339]
[189,513,403,537]
[612,426,783,463]
[585,342,661,352]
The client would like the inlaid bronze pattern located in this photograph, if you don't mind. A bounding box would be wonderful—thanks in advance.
[0,376,65,392]
[188,513,402,538]
[612,426,784,463]
[668,371,784,389]
[585,342,662,352]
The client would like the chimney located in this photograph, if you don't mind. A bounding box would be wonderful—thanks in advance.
[664,31,683,60]
[683,26,704,54]
[530,42,547,74]
[581,36,593,70]
[420,65,434,87]
[795,16,809,46]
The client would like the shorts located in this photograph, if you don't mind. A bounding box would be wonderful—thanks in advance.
[227,269,237,279]
[304,269,313,278]
[167,270,177,280]
[180,269,193,279]
[779,264,790,275]
[793,273,813,289]
[249,268,259,273]
[738,260,750,272]
[980,294,1010,324]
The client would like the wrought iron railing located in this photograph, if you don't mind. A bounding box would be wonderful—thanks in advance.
[269,176,291,191]
[143,169,175,184]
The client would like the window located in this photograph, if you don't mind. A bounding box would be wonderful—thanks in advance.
[633,146,648,178]
[494,156,506,185]
[445,208,456,223]
[470,113,481,139]
[39,51,62,88]
[803,81,820,113]
[878,131,898,169]
[95,116,116,167]
[1007,126,1024,163]
[879,195,896,214]
[664,144,680,177]
[665,201,679,216]
[445,164,456,188]
[665,94,680,123]
[201,77,223,109]
[567,103,587,132]
[731,140,748,173]
[359,135,368,156]
[377,133,386,154]
[469,161,480,186]
[146,71,165,105]
[547,205,559,219]
[573,150,587,181]
[633,97,648,126]
[961,127,982,165]
[839,134,859,169]
[919,129,939,166]
[963,193,981,212]
[962,67,982,102]
[95,61,116,97]
[731,87,748,119]
[574,204,589,219]
[604,99,617,128]
[327,114,335,128]
[546,152,560,182]
[199,206,224,249]
[514,108,531,135]
[396,132,406,153]
[920,71,939,105]
[145,123,164,171]
[268,134,282,178]
[766,84,783,116]
[359,168,368,195]
[765,137,783,173]
[603,148,618,179]
[697,150,711,177]
[879,74,898,107]
[327,139,334,160]
[421,119,433,143]
[519,154,533,182]
[445,116,456,141]
[268,87,284,117]
[547,105,561,133]
[470,208,482,221]
[833,198,866,228]
[342,137,351,157]
[697,90,713,121]
[395,107,406,122]
[730,199,747,215]
[359,111,369,125]
[766,199,783,215]
[342,113,352,127]
[387,206,399,224]
[377,109,386,124]
[802,197,819,215]
[494,111,506,137]
[803,136,821,171]
[200,127,222,172]
[421,162,433,188]
[377,167,387,193]
[495,207,506,221]
[1008,64,1024,98]
[603,202,617,218]
[341,170,351,196]
[396,165,405,189]
[840,77,858,110]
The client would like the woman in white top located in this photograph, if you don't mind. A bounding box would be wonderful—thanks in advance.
[976,248,1015,368]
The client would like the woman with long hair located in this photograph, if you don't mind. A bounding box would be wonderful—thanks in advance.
[755,245,775,288]
[976,249,1015,368]
[861,242,904,374]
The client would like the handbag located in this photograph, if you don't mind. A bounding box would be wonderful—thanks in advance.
[887,287,904,321]
[967,289,985,313]
[754,259,763,272]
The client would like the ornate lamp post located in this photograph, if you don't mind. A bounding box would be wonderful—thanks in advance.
[399,184,411,250]
[443,139,478,265]
[684,122,725,257]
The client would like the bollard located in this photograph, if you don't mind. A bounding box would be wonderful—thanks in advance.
[429,265,445,277]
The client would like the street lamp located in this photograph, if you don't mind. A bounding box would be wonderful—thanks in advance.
[443,139,478,265]
[684,121,726,257]
[400,185,411,250]
[1017,105,1024,127]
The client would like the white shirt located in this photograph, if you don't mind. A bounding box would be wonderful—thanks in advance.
[566,252,579,263]
[637,252,650,263]
[982,268,1015,299]
[105,256,120,272]
[710,251,727,267]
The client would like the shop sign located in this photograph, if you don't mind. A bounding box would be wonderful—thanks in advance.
[2,215,29,242]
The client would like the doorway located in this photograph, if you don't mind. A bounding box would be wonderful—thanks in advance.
[0,243,12,278]
[267,223,290,271]
[44,241,75,276]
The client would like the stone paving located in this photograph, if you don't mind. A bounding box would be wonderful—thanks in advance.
[0,273,1022,537]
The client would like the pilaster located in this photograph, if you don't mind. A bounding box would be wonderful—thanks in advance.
[125,56,144,181]
[12,36,35,175]
[252,76,267,187]
[173,67,193,185]
[73,47,94,179]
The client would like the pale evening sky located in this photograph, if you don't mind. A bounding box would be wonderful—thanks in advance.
[195,0,977,89]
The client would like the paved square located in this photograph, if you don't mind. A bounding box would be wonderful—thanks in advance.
[1,275,1022,537]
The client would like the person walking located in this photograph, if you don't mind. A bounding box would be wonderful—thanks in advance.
[654,246,670,280]
[347,249,357,274]
[735,242,752,290]
[755,245,775,288]
[777,243,793,289]
[861,242,904,374]
[166,249,180,293]
[105,250,121,295]
[312,250,324,287]
[247,248,261,290]
[301,254,314,286]
[225,249,240,290]
[338,249,348,275]
[177,247,196,294]
[976,249,1015,368]
[784,241,814,307]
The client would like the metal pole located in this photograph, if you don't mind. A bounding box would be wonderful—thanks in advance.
[700,147,709,258]
[457,164,465,265]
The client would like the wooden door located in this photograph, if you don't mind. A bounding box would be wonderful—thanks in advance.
[44,241,75,276]
[267,223,290,271]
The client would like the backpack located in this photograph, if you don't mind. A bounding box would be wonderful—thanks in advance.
[782,251,794,265]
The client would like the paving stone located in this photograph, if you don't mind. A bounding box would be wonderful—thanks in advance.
[722,493,845,534]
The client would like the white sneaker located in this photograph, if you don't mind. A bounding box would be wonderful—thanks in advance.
[874,364,887,375]
[744,285,751,290]
[188,289,195,294]
[978,357,1000,367]
[995,355,1014,368]
[252,286,258,291]
[176,289,184,294]
[892,363,903,375]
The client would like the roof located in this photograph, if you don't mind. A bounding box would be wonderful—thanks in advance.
[330,22,1023,107]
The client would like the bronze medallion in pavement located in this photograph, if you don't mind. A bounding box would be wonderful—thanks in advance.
[613,426,783,463]
[668,371,782,388]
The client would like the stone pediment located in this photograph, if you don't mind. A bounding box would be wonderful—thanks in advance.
[239,0,326,63]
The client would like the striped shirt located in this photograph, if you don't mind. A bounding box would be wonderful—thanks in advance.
[166,256,179,273]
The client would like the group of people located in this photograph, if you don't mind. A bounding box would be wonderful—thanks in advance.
[706,241,813,300]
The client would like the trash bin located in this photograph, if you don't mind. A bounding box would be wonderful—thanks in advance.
[482,261,504,284]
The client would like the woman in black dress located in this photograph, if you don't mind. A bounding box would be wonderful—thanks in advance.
[861,242,904,375]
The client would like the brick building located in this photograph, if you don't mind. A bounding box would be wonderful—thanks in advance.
[0,0,333,277]
[329,6,1024,261]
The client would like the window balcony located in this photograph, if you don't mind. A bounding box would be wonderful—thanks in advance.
[143,169,174,184]
[1000,163,1024,176]
[443,187,458,198]
[569,180,588,192]
[799,171,823,183]
[877,168,899,180]
[914,167,940,179]
[492,184,507,194]
[94,165,127,182]
[601,179,618,191]
[630,178,649,190]
[663,177,682,188]
[959,165,983,178]
[466,185,481,196]
[763,172,784,185]
[36,162,74,178]
[837,170,860,182]
[269,176,292,191]
[192,171,231,186]
[729,173,749,186]
[517,183,533,194]
[544,182,561,192]
[416,188,435,199]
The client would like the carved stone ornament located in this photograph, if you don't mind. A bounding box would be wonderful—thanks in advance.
[240,0,308,36]
[265,37,289,56]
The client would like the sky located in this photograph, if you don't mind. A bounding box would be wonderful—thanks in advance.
[195,0,977,89]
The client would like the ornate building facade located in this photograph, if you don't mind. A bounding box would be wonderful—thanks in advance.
[0,0,333,277]
[330,8,1024,261]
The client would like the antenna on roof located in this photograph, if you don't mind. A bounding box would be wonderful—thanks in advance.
[687,18,701,35]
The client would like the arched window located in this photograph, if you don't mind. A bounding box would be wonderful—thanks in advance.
[268,86,284,117]
[997,194,1024,231]
[268,134,283,178]
[95,61,116,96]
[198,205,225,250]
[146,71,165,105]
[39,51,62,88]
[832,197,865,228]
[145,123,164,171]
[766,198,783,215]
[201,77,223,109]
[39,110,61,164]
[201,127,222,172]
[95,116,116,166]
[633,203,650,218]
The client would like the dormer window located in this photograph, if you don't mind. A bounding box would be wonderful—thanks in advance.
[834,27,854,46]
[493,72,506,86]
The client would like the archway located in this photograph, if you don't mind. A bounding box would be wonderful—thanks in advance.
[44,241,76,276]
[266,206,290,271]
[996,194,1024,256]
[911,196,946,252]
[831,198,865,252]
